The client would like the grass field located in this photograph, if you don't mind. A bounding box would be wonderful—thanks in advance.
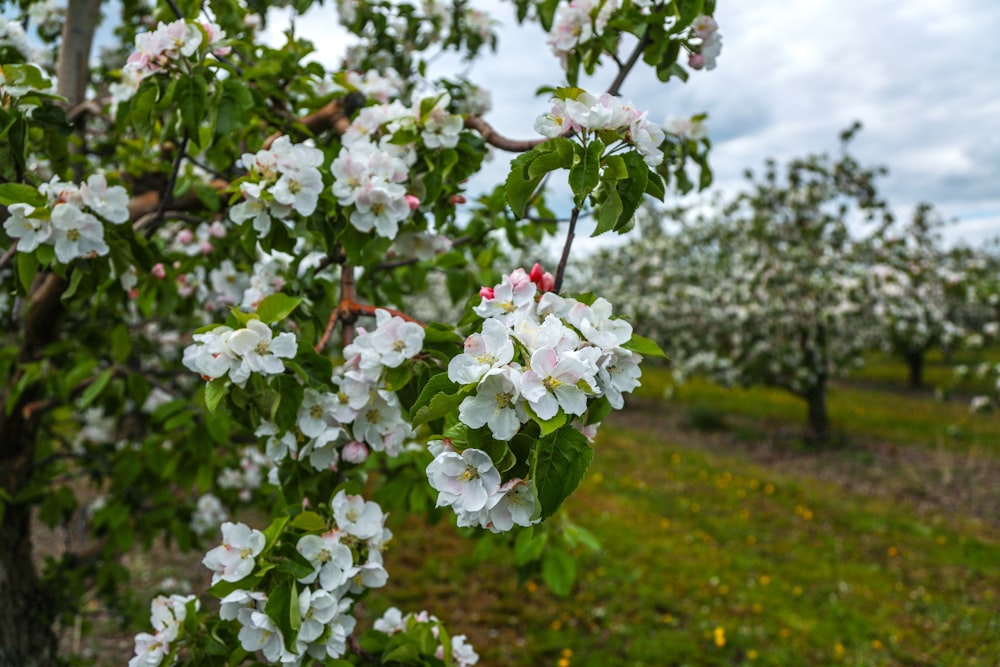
[367,356,1000,667]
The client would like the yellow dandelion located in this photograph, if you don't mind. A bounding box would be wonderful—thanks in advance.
[713,626,726,648]
[887,546,899,558]
[871,639,883,650]
[557,659,570,667]
[660,518,671,529]
[747,649,758,660]
[591,472,604,484]
[550,619,562,631]
[526,581,539,593]
[561,648,573,658]
[758,575,771,586]
[764,483,775,494]
[834,642,845,659]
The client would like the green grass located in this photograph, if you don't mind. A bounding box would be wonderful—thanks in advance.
[848,348,1000,394]
[634,365,1000,455]
[376,425,999,666]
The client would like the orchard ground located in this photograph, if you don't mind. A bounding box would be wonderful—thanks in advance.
[41,350,999,666]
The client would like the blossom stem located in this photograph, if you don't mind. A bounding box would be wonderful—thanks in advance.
[554,207,580,293]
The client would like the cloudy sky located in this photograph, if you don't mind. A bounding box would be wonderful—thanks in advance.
[269,1,1000,248]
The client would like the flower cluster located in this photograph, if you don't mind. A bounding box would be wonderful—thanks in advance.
[688,14,722,70]
[123,19,229,84]
[128,594,199,667]
[427,445,539,532]
[181,319,297,387]
[230,137,325,237]
[534,90,666,167]
[374,607,479,667]
[548,0,618,66]
[460,266,641,437]
[205,492,390,664]
[3,174,130,263]
[331,90,464,239]
[257,308,424,473]
[425,266,642,529]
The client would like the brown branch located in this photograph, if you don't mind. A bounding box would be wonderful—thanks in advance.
[606,31,653,97]
[463,115,547,153]
[0,242,17,271]
[554,207,580,294]
[263,92,365,149]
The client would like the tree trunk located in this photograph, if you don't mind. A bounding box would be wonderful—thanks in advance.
[805,383,830,445]
[0,2,103,664]
[905,350,924,389]
[0,378,59,667]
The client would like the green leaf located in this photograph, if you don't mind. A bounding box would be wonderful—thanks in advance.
[513,527,548,566]
[645,169,666,201]
[594,187,623,236]
[204,377,228,413]
[411,373,464,425]
[623,333,667,358]
[585,395,613,426]
[532,427,593,521]
[533,407,567,436]
[615,151,649,231]
[79,370,112,409]
[541,546,577,597]
[110,323,132,363]
[264,579,298,653]
[176,73,208,138]
[271,375,304,431]
[256,293,302,324]
[289,510,327,532]
[0,183,45,207]
[569,138,604,207]
[505,149,545,218]
[15,251,37,291]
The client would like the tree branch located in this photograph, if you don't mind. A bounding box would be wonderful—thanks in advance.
[463,115,547,153]
[606,31,653,97]
[554,207,580,293]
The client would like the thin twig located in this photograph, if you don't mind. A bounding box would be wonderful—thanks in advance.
[554,207,580,293]
[0,242,17,271]
[340,264,356,347]
[147,134,190,238]
[314,310,340,353]
[606,31,653,96]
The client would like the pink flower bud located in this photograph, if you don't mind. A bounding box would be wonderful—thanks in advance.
[128,287,140,300]
[342,441,369,464]
[199,241,214,255]
[530,263,544,283]
[405,194,421,210]
[449,194,467,205]
[538,272,555,293]
[151,263,167,279]
[176,229,194,244]
[479,286,495,299]
[689,53,705,70]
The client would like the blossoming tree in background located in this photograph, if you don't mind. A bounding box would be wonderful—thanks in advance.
[863,202,971,389]
[593,126,891,443]
[0,0,718,665]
